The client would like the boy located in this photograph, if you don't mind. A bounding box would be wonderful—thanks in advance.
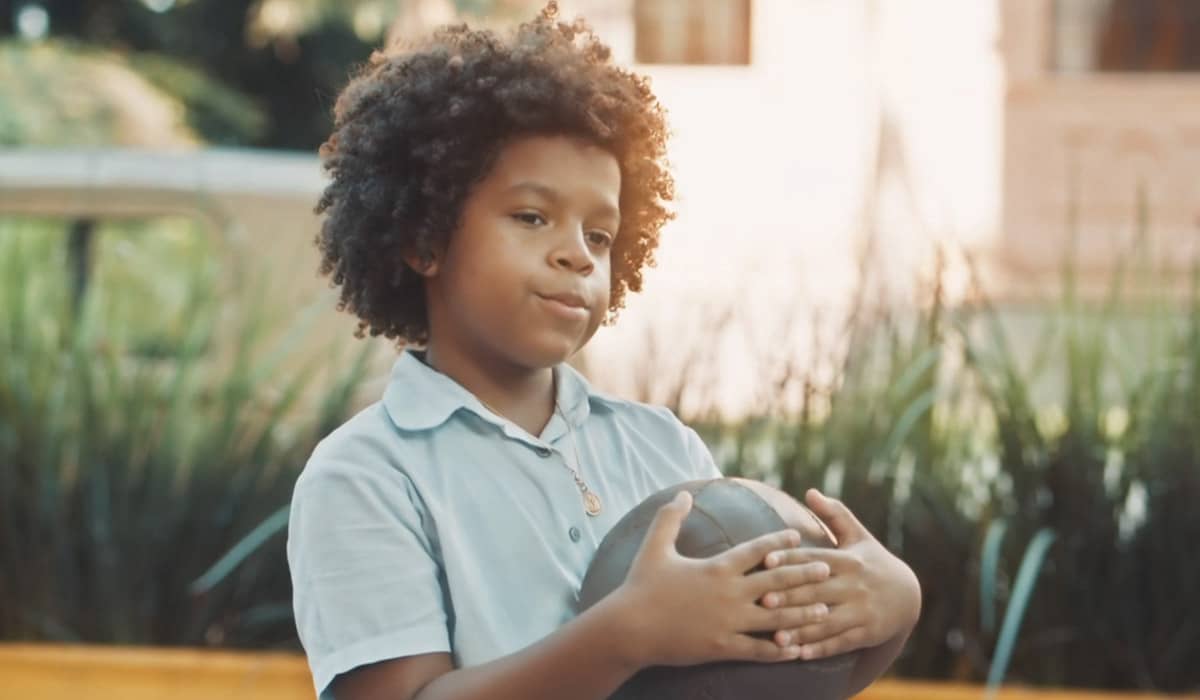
[287,4,921,699]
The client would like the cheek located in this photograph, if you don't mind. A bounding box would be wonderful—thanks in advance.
[600,256,615,296]
[593,260,612,302]
[592,270,613,327]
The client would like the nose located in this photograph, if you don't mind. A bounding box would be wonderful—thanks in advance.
[548,228,594,275]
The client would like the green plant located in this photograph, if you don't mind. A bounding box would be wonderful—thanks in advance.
[684,231,1199,691]
[0,40,264,147]
[0,218,376,648]
[945,189,1199,691]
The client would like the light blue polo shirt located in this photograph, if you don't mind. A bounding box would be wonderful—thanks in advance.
[286,350,721,699]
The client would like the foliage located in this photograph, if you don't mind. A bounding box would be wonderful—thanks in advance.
[691,242,1200,691]
[3,0,542,150]
[0,40,264,147]
[0,218,375,648]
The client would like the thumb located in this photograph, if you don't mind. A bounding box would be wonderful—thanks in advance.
[638,490,693,557]
[805,489,869,547]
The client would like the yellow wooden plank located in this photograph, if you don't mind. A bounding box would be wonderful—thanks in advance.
[0,643,312,700]
[858,679,1196,699]
[1,644,1196,700]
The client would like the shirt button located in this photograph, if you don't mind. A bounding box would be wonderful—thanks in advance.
[534,446,552,458]
[568,526,581,542]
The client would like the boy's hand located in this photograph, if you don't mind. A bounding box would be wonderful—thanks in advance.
[760,489,921,660]
[610,491,833,670]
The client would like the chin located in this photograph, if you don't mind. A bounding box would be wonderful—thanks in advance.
[512,335,584,369]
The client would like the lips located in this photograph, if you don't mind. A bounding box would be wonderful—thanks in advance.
[538,291,588,310]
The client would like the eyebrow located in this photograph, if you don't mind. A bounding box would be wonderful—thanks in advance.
[505,182,620,221]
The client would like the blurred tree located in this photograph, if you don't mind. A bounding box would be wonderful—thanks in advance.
[0,40,202,146]
[1,0,542,151]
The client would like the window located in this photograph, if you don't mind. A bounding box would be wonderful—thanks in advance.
[1053,0,1200,73]
[634,0,751,65]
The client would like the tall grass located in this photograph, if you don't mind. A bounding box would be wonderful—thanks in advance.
[686,230,1200,690]
[0,221,376,648]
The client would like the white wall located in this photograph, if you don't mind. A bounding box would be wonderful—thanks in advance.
[579,0,1002,417]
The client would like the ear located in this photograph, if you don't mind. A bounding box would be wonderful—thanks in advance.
[402,249,440,278]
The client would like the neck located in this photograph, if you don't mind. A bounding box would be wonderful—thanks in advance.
[422,341,556,437]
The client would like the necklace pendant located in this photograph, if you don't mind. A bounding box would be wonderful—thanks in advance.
[583,491,602,516]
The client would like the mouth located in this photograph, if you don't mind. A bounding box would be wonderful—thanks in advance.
[538,291,588,309]
[537,291,590,320]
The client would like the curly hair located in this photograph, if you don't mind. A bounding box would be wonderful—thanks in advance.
[314,1,674,345]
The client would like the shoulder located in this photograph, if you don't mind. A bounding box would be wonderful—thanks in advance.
[311,400,398,459]
[578,379,721,479]
[589,391,689,434]
[293,401,418,506]
[588,393,712,462]
[288,401,442,562]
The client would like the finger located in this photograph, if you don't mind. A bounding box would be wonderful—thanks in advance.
[784,607,862,645]
[763,546,842,569]
[759,578,841,610]
[722,634,805,663]
[719,529,802,573]
[774,625,828,648]
[804,489,869,547]
[637,491,693,557]
[746,561,831,600]
[765,547,863,575]
[764,547,815,569]
[746,602,830,633]
[775,628,805,647]
[798,626,871,660]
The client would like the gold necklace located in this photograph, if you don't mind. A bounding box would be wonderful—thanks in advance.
[476,395,602,517]
[556,402,603,517]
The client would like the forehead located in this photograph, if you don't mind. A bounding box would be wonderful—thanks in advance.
[484,135,621,201]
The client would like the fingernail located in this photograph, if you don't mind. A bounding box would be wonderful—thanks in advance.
[800,646,815,660]
[787,645,804,659]
[766,553,779,567]
[778,631,792,646]
[763,593,777,608]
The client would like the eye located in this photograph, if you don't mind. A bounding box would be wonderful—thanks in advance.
[586,230,614,249]
[512,211,547,227]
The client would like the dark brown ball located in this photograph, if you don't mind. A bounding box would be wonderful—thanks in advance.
[578,478,858,700]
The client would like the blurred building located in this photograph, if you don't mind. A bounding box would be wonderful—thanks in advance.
[1000,0,1200,299]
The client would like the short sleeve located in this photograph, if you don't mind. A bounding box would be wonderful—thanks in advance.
[287,454,450,699]
[684,426,723,480]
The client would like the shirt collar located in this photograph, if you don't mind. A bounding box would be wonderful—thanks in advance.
[381,350,600,434]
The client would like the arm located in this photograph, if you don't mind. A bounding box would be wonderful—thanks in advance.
[335,592,637,700]
[332,492,833,700]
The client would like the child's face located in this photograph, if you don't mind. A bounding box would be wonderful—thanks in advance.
[421,134,621,371]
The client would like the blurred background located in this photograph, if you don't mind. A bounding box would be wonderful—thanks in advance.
[2,0,1199,697]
